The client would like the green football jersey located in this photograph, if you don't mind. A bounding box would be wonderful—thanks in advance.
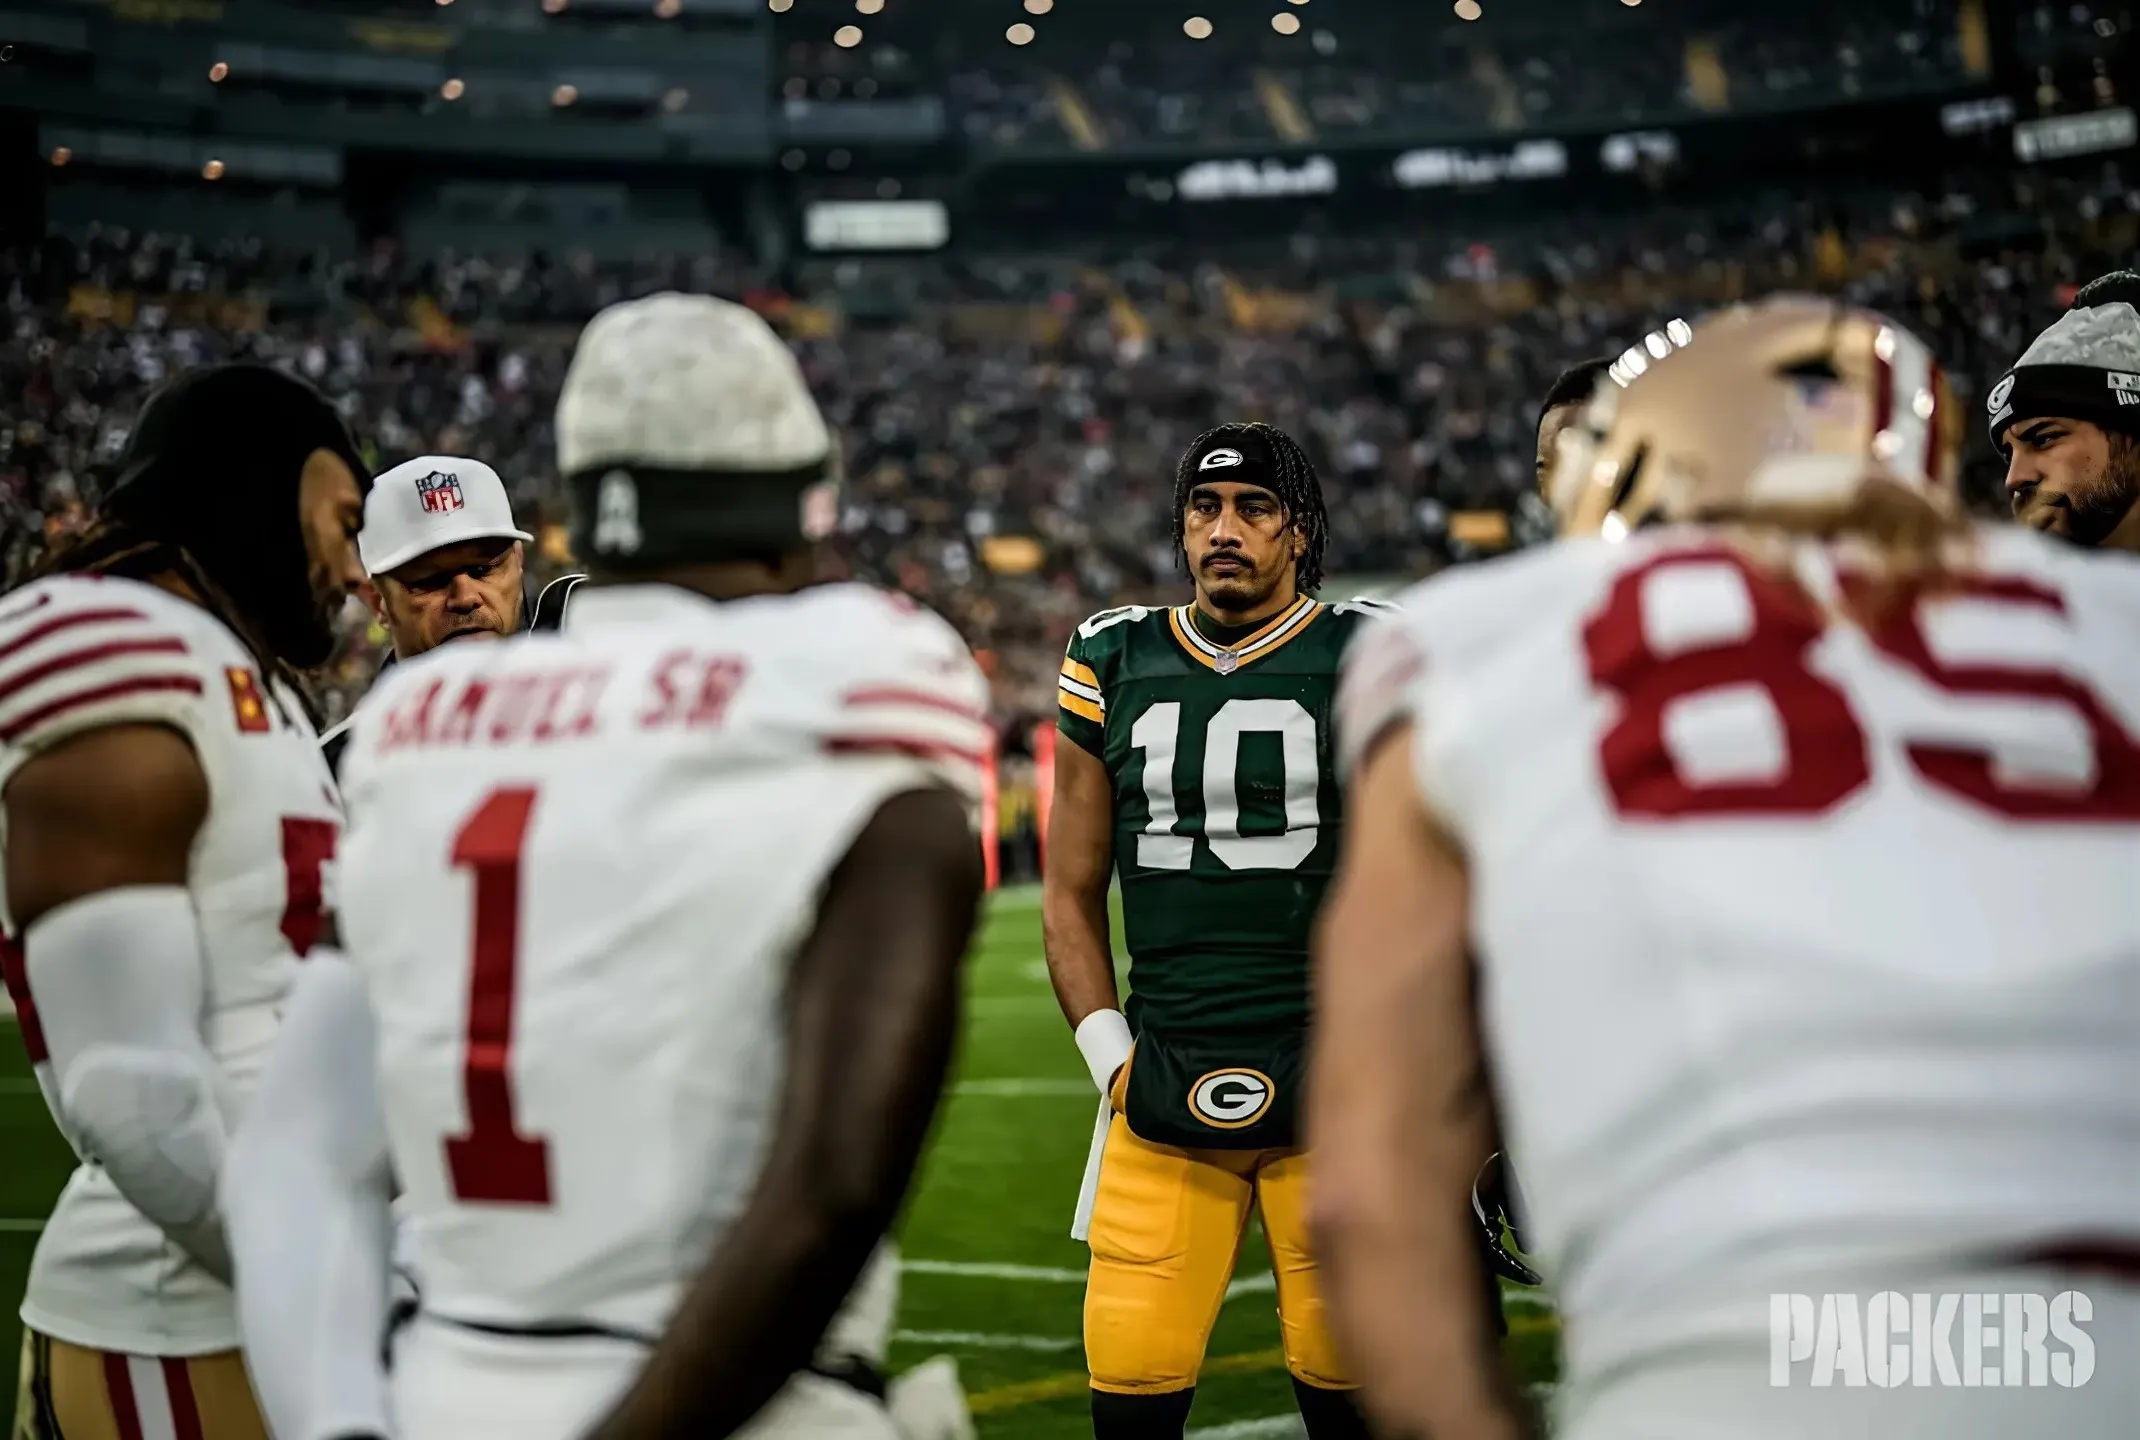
[1057,595,1386,1036]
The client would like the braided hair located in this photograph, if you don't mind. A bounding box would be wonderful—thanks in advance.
[1171,421,1328,595]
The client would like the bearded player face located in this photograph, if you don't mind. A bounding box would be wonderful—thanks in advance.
[1183,480,1305,615]
[2002,415,2140,546]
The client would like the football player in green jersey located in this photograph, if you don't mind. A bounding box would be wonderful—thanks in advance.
[1043,423,1379,1439]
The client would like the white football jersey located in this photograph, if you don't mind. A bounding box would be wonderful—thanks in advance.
[336,582,986,1348]
[1350,524,2140,1379]
[0,574,339,1355]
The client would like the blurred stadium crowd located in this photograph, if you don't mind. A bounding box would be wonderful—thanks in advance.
[936,0,1974,152]
[2,160,2134,754]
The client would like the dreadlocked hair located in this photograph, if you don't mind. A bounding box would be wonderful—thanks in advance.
[1172,422,1329,595]
[36,521,318,726]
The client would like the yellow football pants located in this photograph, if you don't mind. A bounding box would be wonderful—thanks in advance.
[14,1330,268,1440]
[1084,1110,1357,1396]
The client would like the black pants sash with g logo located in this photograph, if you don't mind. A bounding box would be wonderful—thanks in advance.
[1123,1023,1305,1151]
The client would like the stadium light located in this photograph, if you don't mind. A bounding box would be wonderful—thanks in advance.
[1184,16,1213,38]
[541,0,567,13]
[1454,0,1482,18]
[768,0,793,9]
[1025,0,1052,12]
[856,0,884,12]
[441,77,466,99]
[202,159,225,180]
[208,61,228,81]
[49,146,70,166]
[835,23,863,45]
[656,0,680,15]
[1007,21,1035,43]
[1272,12,1300,33]
[552,82,578,105]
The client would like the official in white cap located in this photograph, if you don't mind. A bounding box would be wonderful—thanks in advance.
[359,455,535,657]
[321,456,534,773]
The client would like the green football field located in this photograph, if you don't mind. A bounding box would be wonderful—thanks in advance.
[0,886,1559,1436]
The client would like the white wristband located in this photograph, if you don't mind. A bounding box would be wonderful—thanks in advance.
[1074,1009,1134,1096]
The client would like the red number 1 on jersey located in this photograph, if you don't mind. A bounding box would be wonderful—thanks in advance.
[444,786,553,1206]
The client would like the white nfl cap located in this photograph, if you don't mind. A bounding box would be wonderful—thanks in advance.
[556,292,831,478]
[360,455,533,577]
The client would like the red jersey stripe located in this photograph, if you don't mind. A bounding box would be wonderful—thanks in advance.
[0,607,154,666]
[161,1357,205,1440]
[104,1353,145,1440]
[0,934,46,1064]
[0,637,190,707]
[841,687,990,724]
[0,675,205,744]
[826,735,990,768]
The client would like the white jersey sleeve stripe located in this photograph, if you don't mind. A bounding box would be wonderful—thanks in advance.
[0,636,190,706]
[0,605,156,665]
[0,674,206,745]
[0,591,55,629]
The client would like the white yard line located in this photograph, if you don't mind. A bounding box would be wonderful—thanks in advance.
[1188,1418,1303,1439]
[1224,1272,1276,1301]
[892,1328,1081,1353]
[902,1259,1088,1284]
[953,1077,1091,1098]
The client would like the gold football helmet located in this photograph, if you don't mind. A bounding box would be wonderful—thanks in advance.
[1546,296,1963,540]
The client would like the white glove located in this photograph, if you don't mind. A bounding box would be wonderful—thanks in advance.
[887,1357,975,1440]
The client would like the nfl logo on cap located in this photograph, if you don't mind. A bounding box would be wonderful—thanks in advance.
[415,469,466,515]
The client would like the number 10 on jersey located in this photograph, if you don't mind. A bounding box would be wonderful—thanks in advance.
[1130,697,1322,871]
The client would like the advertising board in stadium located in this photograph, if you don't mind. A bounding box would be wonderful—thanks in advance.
[803,199,950,252]
[1174,155,1339,202]
[1391,139,1569,189]
[2012,107,2137,163]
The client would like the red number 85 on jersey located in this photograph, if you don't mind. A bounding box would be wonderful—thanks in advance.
[1583,548,2140,821]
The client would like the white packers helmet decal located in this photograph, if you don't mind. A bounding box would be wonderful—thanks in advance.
[1188,1068,1276,1129]
[1198,447,1245,471]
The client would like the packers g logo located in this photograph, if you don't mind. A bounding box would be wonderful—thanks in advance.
[1188,1068,1275,1130]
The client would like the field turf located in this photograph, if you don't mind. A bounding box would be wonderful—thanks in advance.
[0,885,1560,1436]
